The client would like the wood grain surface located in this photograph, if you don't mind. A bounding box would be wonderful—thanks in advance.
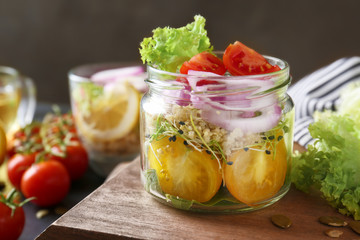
[36,143,359,240]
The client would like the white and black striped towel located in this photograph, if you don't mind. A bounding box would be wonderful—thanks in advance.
[288,56,360,147]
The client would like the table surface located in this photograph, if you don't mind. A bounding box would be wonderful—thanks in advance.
[17,103,105,240]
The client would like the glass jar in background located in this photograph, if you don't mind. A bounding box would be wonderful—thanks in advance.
[140,55,294,212]
[68,63,147,177]
[0,66,36,137]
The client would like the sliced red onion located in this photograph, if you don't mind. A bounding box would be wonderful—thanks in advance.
[161,81,191,106]
[191,75,276,112]
[90,66,147,93]
[187,70,221,90]
[91,66,144,83]
[185,70,282,133]
[159,69,282,133]
[201,104,282,133]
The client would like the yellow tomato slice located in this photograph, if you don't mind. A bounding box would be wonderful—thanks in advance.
[148,136,222,203]
[224,133,288,206]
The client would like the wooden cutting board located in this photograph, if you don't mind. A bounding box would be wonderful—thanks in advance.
[36,143,358,240]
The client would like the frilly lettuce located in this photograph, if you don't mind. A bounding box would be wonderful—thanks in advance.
[338,81,360,119]
[292,82,360,220]
[139,15,212,72]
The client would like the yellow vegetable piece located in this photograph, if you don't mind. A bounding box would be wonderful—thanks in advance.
[224,131,287,206]
[148,136,222,203]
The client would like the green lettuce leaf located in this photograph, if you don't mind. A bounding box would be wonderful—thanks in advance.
[143,169,163,194]
[338,81,360,121]
[292,111,360,220]
[144,169,241,211]
[139,15,212,72]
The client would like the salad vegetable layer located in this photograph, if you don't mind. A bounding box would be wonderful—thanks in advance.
[140,15,293,210]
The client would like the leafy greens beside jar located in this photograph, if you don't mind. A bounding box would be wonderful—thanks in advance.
[291,81,360,220]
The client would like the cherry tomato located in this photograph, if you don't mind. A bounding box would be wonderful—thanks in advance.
[7,123,43,158]
[42,113,79,144]
[7,153,37,190]
[50,143,88,180]
[13,124,41,139]
[21,160,70,207]
[0,190,26,240]
[180,52,226,75]
[223,41,281,76]
[148,136,222,202]
[224,130,287,205]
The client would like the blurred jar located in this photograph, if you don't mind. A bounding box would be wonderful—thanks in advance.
[140,56,294,212]
[0,66,36,138]
[68,63,147,177]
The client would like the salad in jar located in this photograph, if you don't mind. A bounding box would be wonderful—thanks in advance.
[139,15,294,212]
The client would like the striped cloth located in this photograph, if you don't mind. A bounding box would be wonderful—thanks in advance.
[288,56,360,147]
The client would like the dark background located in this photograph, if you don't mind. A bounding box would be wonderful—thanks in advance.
[1,0,359,104]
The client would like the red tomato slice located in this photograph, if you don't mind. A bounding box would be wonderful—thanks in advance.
[176,77,218,87]
[223,41,280,76]
[175,77,189,85]
[180,52,226,75]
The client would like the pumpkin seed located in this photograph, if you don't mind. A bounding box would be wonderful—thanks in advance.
[324,229,343,238]
[349,221,360,235]
[54,206,69,215]
[271,214,292,229]
[319,216,347,227]
[36,209,49,219]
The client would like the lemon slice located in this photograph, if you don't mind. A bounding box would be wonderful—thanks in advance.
[76,82,140,141]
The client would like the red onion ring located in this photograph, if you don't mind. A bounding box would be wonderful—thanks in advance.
[201,104,282,133]
[91,66,147,92]
[186,70,282,132]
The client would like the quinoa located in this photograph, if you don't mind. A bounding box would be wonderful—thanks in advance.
[222,128,261,156]
[147,104,263,158]
[165,105,227,145]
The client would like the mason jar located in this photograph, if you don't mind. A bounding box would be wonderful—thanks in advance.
[68,63,146,177]
[140,55,294,212]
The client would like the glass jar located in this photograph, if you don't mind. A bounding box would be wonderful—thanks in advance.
[140,55,294,212]
[68,63,147,177]
[0,66,36,136]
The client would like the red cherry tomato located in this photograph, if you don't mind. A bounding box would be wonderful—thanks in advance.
[7,153,37,190]
[0,191,26,240]
[42,113,78,143]
[223,41,281,76]
[21,161,70,207]
[50,143,88,180]
[180,52,226,75]
[7,123,43,158]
